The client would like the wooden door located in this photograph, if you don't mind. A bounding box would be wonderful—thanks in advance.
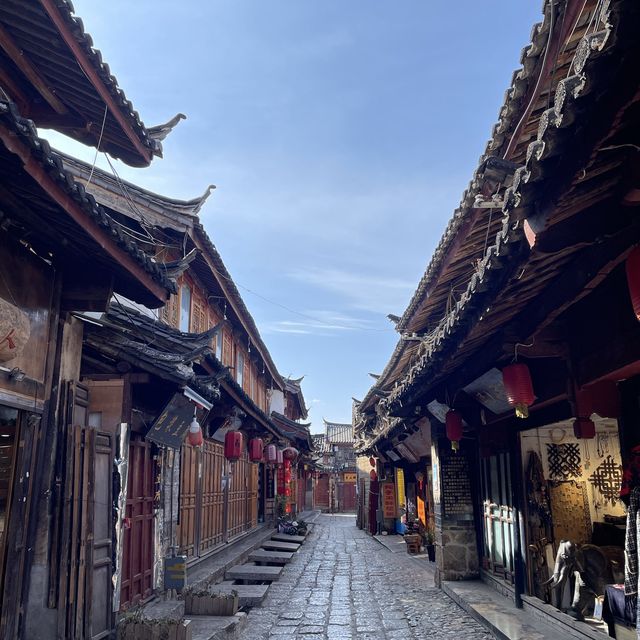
[177,444,199,558]
[120,437,155,609]
[199,440,225,554]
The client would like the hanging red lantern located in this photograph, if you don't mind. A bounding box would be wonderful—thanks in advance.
[626,245,640,321]
[248,438,264,463]
[369,456,376,467]
[502,363,535,418]
[282,447,299,461]
[264,444,277,463]
[445,410,463,452]
[187,418,203,447]
[370,469,377,481]
[284,471,292,483]
[276,449,284,466]
[285,487,291,497]
[573,417,596,439]
[224,431,244,461]
[589,380,620,419]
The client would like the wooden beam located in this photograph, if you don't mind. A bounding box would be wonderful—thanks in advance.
[38,0,153,165]
[0,23,67,114]
[0,121,168,307]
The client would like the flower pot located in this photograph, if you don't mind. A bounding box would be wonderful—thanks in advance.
[426,543,436,562]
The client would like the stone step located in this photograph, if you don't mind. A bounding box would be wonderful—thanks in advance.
[214,581,270,607]
[271,532,306,543]
[187,612,246,640]
[261,539,300,552]
[225,563,283,582]
[248,549,294,565]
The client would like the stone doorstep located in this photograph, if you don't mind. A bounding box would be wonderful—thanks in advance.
[186,612,247,640]
[271,533,306,544]
[214,581,269,607]
[442,580,603,640]
[224,563,283,582]
[188,525,277,591]
[248,549,294,565]
[261,540,300,552]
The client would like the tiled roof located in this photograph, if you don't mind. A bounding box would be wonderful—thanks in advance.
[0,0,165,166]
[323,420,354,445]
[0,101,174,306]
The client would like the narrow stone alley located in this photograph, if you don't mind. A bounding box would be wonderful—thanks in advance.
[238,514,493,640]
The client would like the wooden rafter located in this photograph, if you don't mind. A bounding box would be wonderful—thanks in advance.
[0,22,67,114]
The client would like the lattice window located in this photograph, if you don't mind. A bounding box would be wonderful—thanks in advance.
[191,297,206,334]
[160,293,179,328]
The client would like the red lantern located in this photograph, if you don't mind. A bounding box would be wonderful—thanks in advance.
[283,458,292,470]
[187,418,203,447]
[264,444,277,463]
[369,457,376,467]
[589,380,620,419]
[224,431,244,461]
[502,363,535,418]
[445,410,463,452]
[370,469,377,481]
[248,438,264,463]
[285,487,291,497]
[626,245,640,321]
[283,447,299,460]
[276,449,283,466]
[573,417,596,439]
[284,471,292,483]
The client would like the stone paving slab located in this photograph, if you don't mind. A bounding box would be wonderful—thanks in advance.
[249,549,295,564]
[225,563,283,582]
[271,533,306,543]
[236,513,495,640]
[214,581,269,607]
[262,540,300,552]
[187,612,246,640]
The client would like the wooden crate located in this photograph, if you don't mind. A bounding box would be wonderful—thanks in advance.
[404,534,422,554]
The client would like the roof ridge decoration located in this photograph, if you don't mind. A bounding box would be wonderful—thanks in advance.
[396,0,558,333]
[0,100,175,297]
[379,0,616,415]
[58,151,216,219]
[148,113,187,143]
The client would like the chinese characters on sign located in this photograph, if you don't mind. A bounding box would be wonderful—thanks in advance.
[381,482,396,518]
[441,453,472,516]
[146,393,194,449]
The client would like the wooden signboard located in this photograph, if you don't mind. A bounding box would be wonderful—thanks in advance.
[417,496,426,525]
[164,556,187,590]
[381,482,396,519]
[343,472,356,483]
[146,393,194,449]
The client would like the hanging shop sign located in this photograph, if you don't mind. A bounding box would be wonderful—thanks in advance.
[343,472,356,483]
[381,482,397,519]
[146,393,195,449]
[417,496,426,526]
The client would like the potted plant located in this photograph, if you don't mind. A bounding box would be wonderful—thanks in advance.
[424,529,436,562]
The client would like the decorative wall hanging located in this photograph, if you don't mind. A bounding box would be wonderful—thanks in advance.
[549,481,592,546]
[547,443,581,480]
[589,455,623,504]
[0,297,30,362]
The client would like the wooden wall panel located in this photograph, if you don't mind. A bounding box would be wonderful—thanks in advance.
[177,445,198,558]
[199,441,224,554]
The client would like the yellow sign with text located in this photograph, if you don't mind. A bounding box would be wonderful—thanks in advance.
[343,472,356,483]
[395,468,406,509]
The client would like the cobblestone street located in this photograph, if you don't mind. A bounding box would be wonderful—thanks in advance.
[238,514,493,640]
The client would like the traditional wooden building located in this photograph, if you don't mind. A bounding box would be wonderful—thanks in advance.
[270,378,314,515]
[0,12,177,636]
[313,420,357,512]
[356,0,640,636]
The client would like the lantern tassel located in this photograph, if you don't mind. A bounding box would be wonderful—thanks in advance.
[515,403,529,419]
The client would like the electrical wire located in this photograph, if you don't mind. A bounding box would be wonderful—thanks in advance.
[85,104,108,187]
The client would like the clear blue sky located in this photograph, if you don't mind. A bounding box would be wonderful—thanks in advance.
[47,1,540,434]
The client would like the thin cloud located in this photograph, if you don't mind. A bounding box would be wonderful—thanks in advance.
[288,267,415,314]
